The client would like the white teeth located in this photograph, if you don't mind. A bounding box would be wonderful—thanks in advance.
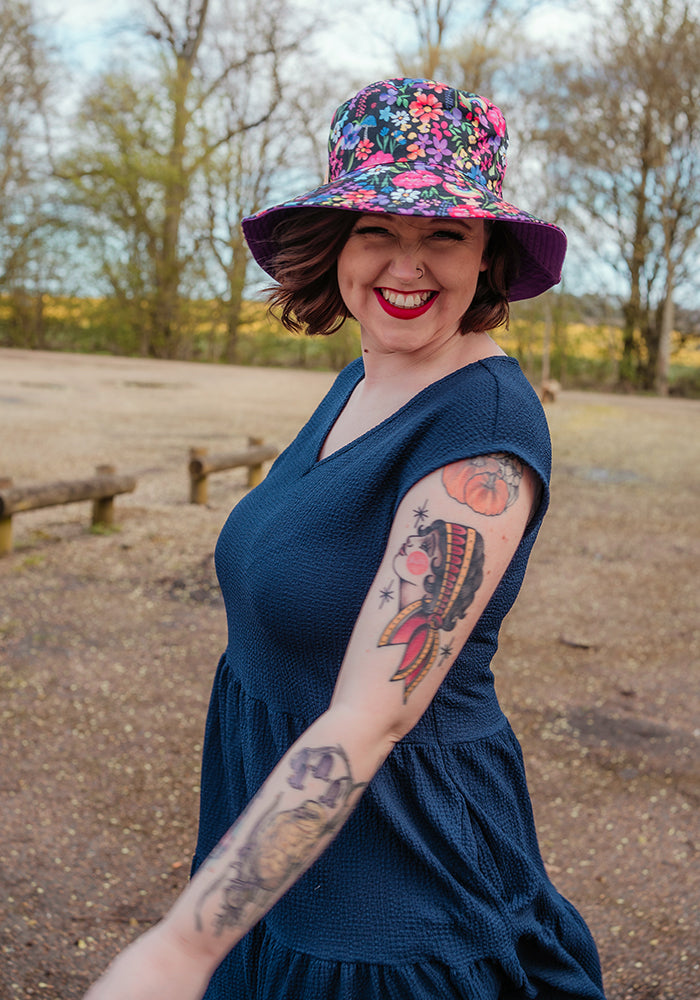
[381,289,432,309]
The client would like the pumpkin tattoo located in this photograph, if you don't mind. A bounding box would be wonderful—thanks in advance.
[442,453,522,516]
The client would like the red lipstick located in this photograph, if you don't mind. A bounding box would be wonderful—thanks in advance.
[374,288,437,320]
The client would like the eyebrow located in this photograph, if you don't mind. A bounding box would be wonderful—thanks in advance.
[355,216,476,231]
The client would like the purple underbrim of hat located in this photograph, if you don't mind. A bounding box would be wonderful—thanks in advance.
[242,166,567,303]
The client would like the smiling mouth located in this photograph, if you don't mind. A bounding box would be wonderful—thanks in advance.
[374,288,438,319]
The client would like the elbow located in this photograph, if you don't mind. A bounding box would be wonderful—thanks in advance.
[319,702,401,777]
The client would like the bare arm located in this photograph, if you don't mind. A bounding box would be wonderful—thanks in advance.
[85,453,538,999]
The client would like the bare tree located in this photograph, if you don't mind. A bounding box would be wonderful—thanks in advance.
[0,0,56,344]
[200,105,281,363]
[392,0,459,79]
[199,66,336,363]
[390,0,546,96]
[533,0,700,390]
[58,0,316,358]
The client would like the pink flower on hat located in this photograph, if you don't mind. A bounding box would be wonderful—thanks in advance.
[361,151,395,169]
[393,170,443,189]
[447,204,490,217]
[410,93,441,125]
[485,105,506,136]
[328,188,377,207]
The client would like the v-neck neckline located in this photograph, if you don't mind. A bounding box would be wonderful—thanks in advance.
[311,355,516,469]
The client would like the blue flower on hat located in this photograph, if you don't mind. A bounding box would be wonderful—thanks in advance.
[341,122,362,149]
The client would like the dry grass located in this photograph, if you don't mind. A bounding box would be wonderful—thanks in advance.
[1,348,698,999]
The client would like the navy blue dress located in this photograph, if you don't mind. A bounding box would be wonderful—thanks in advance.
[192,356,606,999]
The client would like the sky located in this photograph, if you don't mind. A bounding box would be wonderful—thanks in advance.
[36,0,585,79]
[34,0,609,297]
[38,0,136,71]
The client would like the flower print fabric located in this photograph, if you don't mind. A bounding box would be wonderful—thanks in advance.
[241,78,568,301]
[323,79,512,218]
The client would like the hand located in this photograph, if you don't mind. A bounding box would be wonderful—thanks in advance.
[84,921,215,1000]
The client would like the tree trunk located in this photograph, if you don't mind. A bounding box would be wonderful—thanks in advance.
[222,241,248,365]
[654,268,675,395]
[151,0,210,358]
[619,97,656,388]
[541,296,552,384]
[153,56,190,357]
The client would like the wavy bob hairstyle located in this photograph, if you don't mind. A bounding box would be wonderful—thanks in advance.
[266,208,522,338]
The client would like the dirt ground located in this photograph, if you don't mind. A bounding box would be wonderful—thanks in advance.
[0,347,698,1000]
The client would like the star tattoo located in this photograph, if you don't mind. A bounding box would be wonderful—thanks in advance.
[439,641,454,663]
[379,582,395,607]
[412,501,429,527]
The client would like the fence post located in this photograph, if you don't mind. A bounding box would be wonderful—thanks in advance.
[0,477,13,556]
[246,436,265,488]
[189,447,209,505]
[91,464,116,527]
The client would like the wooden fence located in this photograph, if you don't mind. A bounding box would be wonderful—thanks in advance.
[188,436,278,504]
[0,465,136,556]
[0,436,278,555]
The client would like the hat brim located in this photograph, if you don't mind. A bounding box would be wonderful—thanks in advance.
[242,162,566,302]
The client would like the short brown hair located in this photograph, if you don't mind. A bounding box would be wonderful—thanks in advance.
[266,209,520,337]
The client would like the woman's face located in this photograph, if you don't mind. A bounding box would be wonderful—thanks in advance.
[336,214,488,357]
[393,528,443,588]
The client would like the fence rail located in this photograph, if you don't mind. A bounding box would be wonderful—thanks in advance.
[188,437,278,504]
[0,465,136,555]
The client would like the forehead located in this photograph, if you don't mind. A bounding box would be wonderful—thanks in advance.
[355,213,482,233]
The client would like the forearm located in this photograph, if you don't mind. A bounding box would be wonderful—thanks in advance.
[163,705,392,968]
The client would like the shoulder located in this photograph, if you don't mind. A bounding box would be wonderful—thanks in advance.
[477,358,552,478]
[422,357,549,463]
[452,356,545,421]
[390,357,551,512]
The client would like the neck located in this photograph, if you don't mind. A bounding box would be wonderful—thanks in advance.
[358,330,504,393]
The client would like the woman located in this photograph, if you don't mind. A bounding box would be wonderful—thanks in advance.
[86,78,606,999]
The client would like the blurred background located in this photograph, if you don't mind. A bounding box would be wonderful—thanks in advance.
[1,0,699,392]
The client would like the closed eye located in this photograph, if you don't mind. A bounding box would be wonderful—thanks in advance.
[353,225,391,237]
[430,230,466,241]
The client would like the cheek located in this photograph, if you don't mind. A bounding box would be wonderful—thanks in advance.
[406,550,430,575]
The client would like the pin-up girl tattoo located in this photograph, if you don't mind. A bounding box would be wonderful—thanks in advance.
[379,519,484,701]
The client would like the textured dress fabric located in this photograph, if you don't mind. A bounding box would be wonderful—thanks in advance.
[192,356,606,999]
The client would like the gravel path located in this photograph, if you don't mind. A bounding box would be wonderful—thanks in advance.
[1,348,698,999]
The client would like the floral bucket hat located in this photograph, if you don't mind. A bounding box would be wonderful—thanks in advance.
[242,78,567,301]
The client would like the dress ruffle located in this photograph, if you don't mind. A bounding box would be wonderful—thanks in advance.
[202,909,603,999]
[194,672,604,999]
[208,920,504,999]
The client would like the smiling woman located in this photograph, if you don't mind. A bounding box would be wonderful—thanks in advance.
[267,208,522,341]
[337,214,488,352]
[85,79,606,1000]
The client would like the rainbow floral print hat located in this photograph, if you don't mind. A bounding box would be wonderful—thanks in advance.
[242,78,567,301]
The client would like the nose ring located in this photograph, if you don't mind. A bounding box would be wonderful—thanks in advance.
[416,266,424,279]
